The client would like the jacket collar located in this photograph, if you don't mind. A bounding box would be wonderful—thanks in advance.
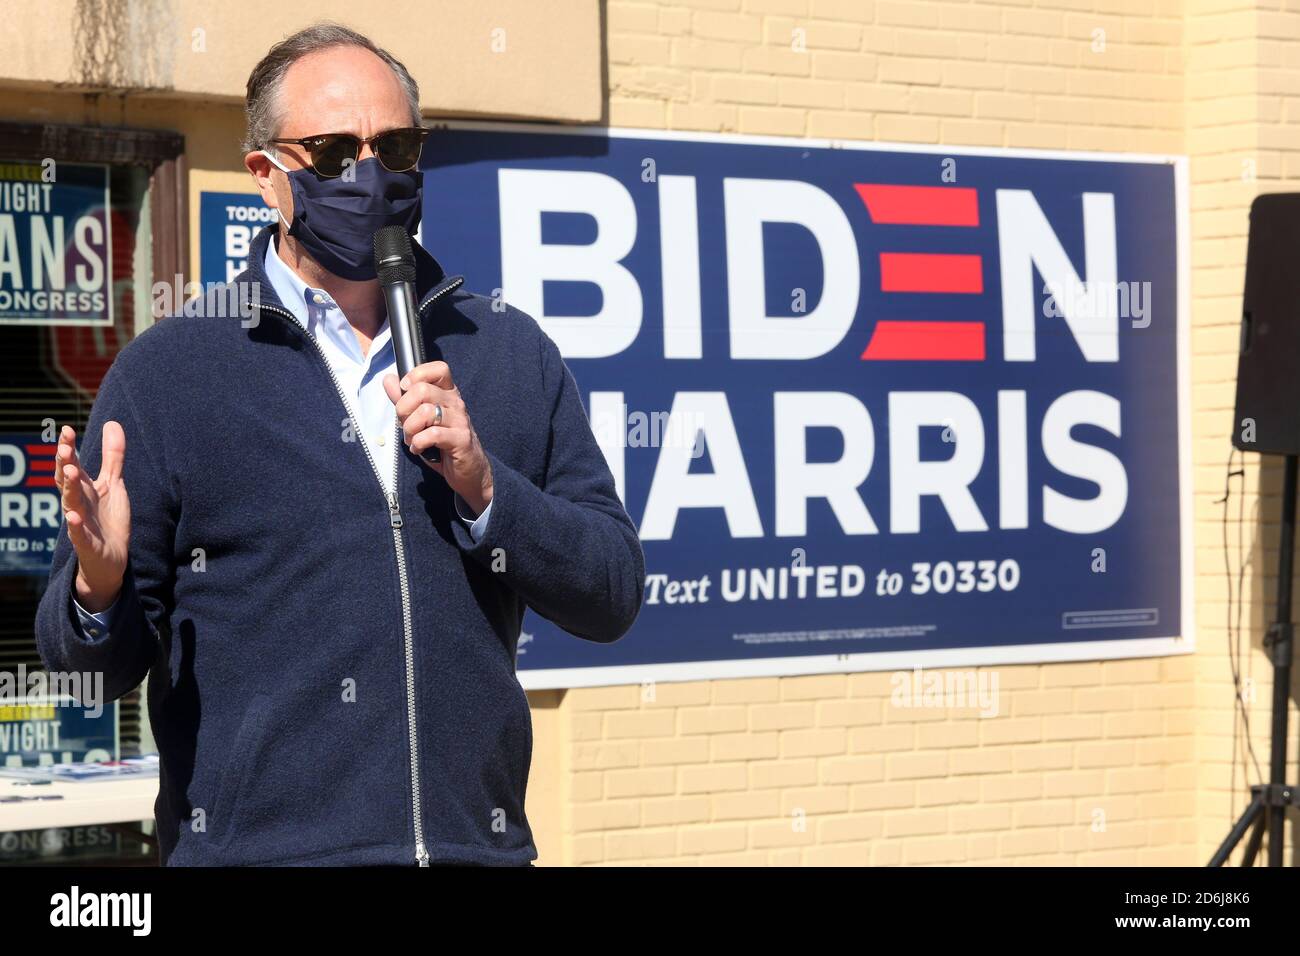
[237,223,463,318]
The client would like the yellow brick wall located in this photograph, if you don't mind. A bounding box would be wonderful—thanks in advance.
[518,0,1300,866]
[1185,0,1297,861]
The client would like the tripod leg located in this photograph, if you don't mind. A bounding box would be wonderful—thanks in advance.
[1266,455,1297,867]
[1209,793,1263,866]
[1242,809,1267,866]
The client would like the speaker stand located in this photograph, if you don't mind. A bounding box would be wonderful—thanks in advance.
[1210,454,1300,866]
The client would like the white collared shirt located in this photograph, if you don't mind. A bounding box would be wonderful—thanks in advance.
[261,236,490,535]
[261,235,402,495]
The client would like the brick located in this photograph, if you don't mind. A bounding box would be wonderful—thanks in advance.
[803,842,873,865]
[738,105,808,135]
[816,696,884,727]
[887,751,948,779]
[713,789,782,820]
[641,796,712,826]
[876,114,941,142]
[750,702,818,730]
[710,730,781,760]
[694,10,764,43]
[781,785,850,815]
[750,759,819,789]
[780,727,848,758]
[711,73,780,105]
[816,813,884,843]
[749,819,817,848]
[640,736,711,765]
[604,709,677,739]
[982,774,1044,802]
[811,50,879,82]
[680,705,748,734]
[882,808,949,837]
[680,824,749,854]
[851,781,916,811]
[847,723,920,754]
[950,803,1014,832]
[606,829,678,861]
[570,741,640,770]
[777,78,845,109]
[605,767,676,798]
[712,678,783,704]
[571,800,643,832]
[979,717,1043,746]
[672,38,745,71]
[820,755,886,784]
[903,836,968,864]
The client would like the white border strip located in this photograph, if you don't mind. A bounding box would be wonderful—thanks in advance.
[431,119,1185,167]
[520,634,1191,691]
[428,122,1195,690]
[1174,153,1196,663]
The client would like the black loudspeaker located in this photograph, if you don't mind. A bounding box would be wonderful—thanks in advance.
[1233,193,1300,454]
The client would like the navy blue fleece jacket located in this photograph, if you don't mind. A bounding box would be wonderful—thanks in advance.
[34,224,645,866]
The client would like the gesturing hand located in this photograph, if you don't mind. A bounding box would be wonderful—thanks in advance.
[383,362,494,517]
[55,422,130,613]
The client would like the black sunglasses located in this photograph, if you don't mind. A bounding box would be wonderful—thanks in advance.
[268,127,430,179]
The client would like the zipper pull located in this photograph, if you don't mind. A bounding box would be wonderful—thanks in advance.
[416,842,430,867]
[387,492,403,529]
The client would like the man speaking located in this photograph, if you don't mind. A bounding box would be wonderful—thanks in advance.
[34,22,645,867]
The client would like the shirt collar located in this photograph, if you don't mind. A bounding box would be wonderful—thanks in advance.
[261,234,393,366]
[240,224,463,325]
[261,233,314,331]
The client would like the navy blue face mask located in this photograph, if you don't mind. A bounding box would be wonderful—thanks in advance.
[264,153,422,281]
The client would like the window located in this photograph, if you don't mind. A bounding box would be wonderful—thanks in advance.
[0,122,186,865]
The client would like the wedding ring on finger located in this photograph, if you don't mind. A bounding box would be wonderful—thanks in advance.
[432,403,444,427]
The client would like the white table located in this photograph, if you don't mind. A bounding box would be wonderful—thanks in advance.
[0,776,157,831]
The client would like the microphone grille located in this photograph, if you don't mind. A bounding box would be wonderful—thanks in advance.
[373,225,417,284]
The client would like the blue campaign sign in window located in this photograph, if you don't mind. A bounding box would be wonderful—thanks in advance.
[0,696,118,767]
[0,434,61,575]
[0,161,111,326]
[421,125,1191,688]
[198,191,278,288]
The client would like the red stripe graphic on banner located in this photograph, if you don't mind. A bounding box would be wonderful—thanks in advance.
[854,184,979,226]
[861,321,986,361]
[880,253,983,293]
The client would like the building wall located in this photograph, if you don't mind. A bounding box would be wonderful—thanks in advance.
[0,0,1292,865]
[531,0,1291,866]
[0,0,603,123]
[1184,0,1297,861]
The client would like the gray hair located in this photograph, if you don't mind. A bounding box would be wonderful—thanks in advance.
[242,21,421,154]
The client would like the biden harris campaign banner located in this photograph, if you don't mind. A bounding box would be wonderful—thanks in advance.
[420,123,1191,689]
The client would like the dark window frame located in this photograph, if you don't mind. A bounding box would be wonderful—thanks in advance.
[0,121,185,820]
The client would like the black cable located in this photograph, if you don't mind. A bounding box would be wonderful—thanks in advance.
[1218,446,1262,820]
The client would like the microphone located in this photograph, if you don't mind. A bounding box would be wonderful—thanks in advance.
[374,225,438,463]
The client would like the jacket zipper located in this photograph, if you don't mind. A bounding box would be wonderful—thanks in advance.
[252,272,464,867]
